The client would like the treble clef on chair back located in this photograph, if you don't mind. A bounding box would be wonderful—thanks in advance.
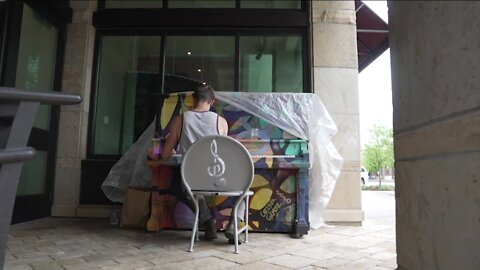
[181,135,253,192]
[207,139,227,187]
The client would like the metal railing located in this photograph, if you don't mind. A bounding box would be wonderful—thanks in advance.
[0,87,81,267]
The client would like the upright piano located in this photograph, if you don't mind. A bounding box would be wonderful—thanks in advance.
[147,93,310,237]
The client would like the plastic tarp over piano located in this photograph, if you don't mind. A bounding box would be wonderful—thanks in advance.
[215,93,343,229]
[102,92,343,229]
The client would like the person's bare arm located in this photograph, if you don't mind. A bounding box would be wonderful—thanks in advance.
[161,115,182,160]
[218,116,229,136]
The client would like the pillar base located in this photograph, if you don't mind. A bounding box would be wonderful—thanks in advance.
[51,204,77,217]
[323,209,364,225]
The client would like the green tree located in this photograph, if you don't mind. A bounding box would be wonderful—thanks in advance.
[362,125,394,187]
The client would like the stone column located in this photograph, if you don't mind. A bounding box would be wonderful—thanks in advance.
[51,0,97,217]
[311,1,363,224]
[390,2,480,269]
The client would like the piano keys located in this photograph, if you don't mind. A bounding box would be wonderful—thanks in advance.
[147,92,310,237]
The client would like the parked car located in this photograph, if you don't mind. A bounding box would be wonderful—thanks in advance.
[361,167,369,185]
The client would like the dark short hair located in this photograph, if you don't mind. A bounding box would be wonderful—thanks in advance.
[193,85,215,102]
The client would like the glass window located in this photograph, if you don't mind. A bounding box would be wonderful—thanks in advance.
[105,0,163,9]
[15,4,57,130]
[164,36,235,91]
[92,34,306,155]
[17,151,48,195]
[94,36,161,155]
[241,0,301,9]
[15,4,57,196]
[239,36,303,92]
[168,0,235,8]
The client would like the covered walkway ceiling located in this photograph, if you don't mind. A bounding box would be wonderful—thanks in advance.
[355,0,389,72]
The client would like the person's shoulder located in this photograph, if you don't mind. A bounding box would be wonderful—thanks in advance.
[218,114,227,121]
[206,111,220,117]
[212,111,226,120]
[218,115,228,135]
[218,115,228,126]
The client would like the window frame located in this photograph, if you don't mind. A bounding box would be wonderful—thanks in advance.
[88,4,311,159]
[98,0,307,11]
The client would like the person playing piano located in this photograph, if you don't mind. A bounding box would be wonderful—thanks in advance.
[161,85,241,244]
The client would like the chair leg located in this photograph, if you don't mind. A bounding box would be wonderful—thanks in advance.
[188,195,200,252]
[244,195,249,243]
[195,196,200,241]
[233,205,239,254]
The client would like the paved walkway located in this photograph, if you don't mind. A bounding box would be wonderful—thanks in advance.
[5,192,396,270]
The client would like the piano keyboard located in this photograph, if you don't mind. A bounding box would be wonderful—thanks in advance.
[250,155,296,158]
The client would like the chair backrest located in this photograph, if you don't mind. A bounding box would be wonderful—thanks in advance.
[181,135,254,192]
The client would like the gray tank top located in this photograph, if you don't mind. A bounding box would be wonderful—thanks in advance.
[178,111,219,154]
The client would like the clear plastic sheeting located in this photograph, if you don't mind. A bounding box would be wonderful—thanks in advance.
[215,92,343,229]
[101,92,343,229]
[101,120,155,203]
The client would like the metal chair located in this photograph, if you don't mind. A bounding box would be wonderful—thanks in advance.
[0,87,81,267]
[181,135,254,254]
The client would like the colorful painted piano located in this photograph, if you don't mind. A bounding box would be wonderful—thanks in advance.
[147,93,310,237]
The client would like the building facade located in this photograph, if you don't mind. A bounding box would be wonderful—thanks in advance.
[2,0,362,225]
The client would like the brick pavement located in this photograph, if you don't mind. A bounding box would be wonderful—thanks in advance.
[4,217,396,270]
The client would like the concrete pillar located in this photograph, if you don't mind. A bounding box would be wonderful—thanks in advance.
[51,0,97,217]
[390,2,480,269]
[311,0,363,224]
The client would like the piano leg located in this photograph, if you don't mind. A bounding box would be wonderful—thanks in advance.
[290,167,310,238]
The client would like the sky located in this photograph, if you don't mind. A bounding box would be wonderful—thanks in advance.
[358,1,392,147]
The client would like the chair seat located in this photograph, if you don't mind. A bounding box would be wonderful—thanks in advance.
[192,190,254,197]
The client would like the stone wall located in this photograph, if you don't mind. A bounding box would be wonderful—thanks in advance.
[311,0,363,224]
[390,2,480,269]
[52,0,97,217]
